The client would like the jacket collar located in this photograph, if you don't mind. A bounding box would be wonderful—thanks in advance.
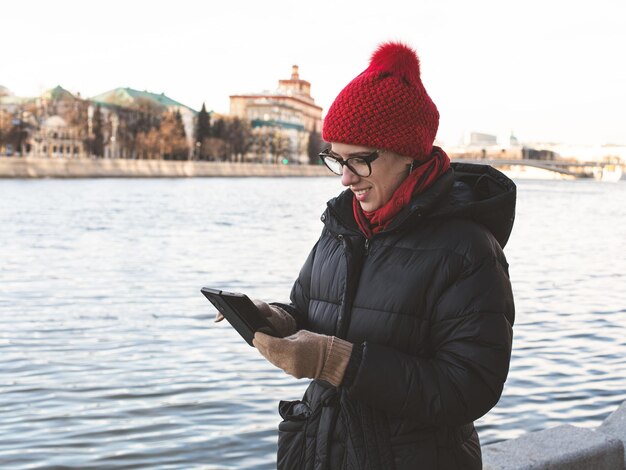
[323,168,456,237]
[322,162,517,248]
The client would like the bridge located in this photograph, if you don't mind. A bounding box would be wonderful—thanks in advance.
[451,158,622,179]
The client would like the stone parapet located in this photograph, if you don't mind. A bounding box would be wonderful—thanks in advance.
[599,401,626,465]
[483,401,626,470]
[0,157,332,178]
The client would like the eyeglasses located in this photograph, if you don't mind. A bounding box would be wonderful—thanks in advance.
[319,148,380,177]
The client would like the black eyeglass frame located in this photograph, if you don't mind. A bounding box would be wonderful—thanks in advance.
[319,148,381,177]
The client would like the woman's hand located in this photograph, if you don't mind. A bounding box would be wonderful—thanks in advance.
[253,330,353,387]
[213,299,297,337]
[252,300,298,337]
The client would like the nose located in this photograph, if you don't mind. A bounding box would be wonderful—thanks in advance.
[341,165,360,187]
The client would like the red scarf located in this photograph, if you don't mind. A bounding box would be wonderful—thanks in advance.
[353,146,450,238]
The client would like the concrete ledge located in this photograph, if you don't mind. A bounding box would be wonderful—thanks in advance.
[599,401,626,464]
[0,157,332,178]
[483,424,624,470]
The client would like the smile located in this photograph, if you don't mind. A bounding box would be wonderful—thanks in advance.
[352,187,370,195]
[352,187,371,200]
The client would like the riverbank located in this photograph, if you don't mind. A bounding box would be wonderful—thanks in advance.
[483,400,626,469]
[1,156,622,180]
[0,157,332,178]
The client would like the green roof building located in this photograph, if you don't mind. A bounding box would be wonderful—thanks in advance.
[91,87,196,114]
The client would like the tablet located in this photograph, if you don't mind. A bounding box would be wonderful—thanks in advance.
[201,287,281,347]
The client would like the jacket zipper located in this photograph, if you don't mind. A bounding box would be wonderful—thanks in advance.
[336,234,351,339]
[336,234,370,339]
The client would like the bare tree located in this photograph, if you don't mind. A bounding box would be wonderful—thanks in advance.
[225,117,253,162]
[160,110,189,160]
[0,109,11,154]
[268,128,291,164]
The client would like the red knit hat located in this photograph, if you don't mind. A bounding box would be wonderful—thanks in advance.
[322,42,439,161]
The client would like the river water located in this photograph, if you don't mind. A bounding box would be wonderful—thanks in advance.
[1,176,625,469]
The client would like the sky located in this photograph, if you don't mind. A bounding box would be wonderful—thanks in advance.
[2,0,626,147]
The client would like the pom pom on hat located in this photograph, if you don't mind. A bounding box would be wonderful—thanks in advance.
[322,41,439,161]
[368,42,421,86]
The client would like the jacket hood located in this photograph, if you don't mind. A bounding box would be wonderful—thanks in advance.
[429,163,516,247]
[324,162,517,248]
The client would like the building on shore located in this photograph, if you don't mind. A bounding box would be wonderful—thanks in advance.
[92,87,197,157]
[29,115,86,158]
[31,86,88,158]
[520,142,626,163]
[464,131,498,147]
[0,85,197,160]
[445,128,625,167]
[229,65,323,164]
[1,85,84,157]
[447,131,523,160]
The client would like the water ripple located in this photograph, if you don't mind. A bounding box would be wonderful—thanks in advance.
[1,178,625,467]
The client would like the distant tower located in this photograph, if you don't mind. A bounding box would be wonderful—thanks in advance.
[278,65,312,98]
[510,130,519,147]
[291,65,300,80]
[229,65,323,164]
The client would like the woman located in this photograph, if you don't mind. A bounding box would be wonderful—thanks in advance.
[220,42,516,469]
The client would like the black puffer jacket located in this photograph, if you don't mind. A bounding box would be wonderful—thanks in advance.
[275,163,516,470]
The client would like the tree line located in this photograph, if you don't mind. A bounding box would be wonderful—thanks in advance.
[1,98,324,163]
[193,103,323,164]
[0,97,189,160]
[0,106,33,156]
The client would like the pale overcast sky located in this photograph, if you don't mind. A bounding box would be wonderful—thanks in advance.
[2,0,625,146]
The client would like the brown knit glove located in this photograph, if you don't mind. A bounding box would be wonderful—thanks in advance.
[253,330,353,387]
[214,299,297,337]
[259,304,297,337]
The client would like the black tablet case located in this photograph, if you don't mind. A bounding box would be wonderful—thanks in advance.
[201,287,280,346]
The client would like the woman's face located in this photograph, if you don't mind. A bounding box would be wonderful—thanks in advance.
[332,142,412,212]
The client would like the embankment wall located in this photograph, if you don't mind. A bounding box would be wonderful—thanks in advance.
[0,157,332,178]
[483,400,626,469]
